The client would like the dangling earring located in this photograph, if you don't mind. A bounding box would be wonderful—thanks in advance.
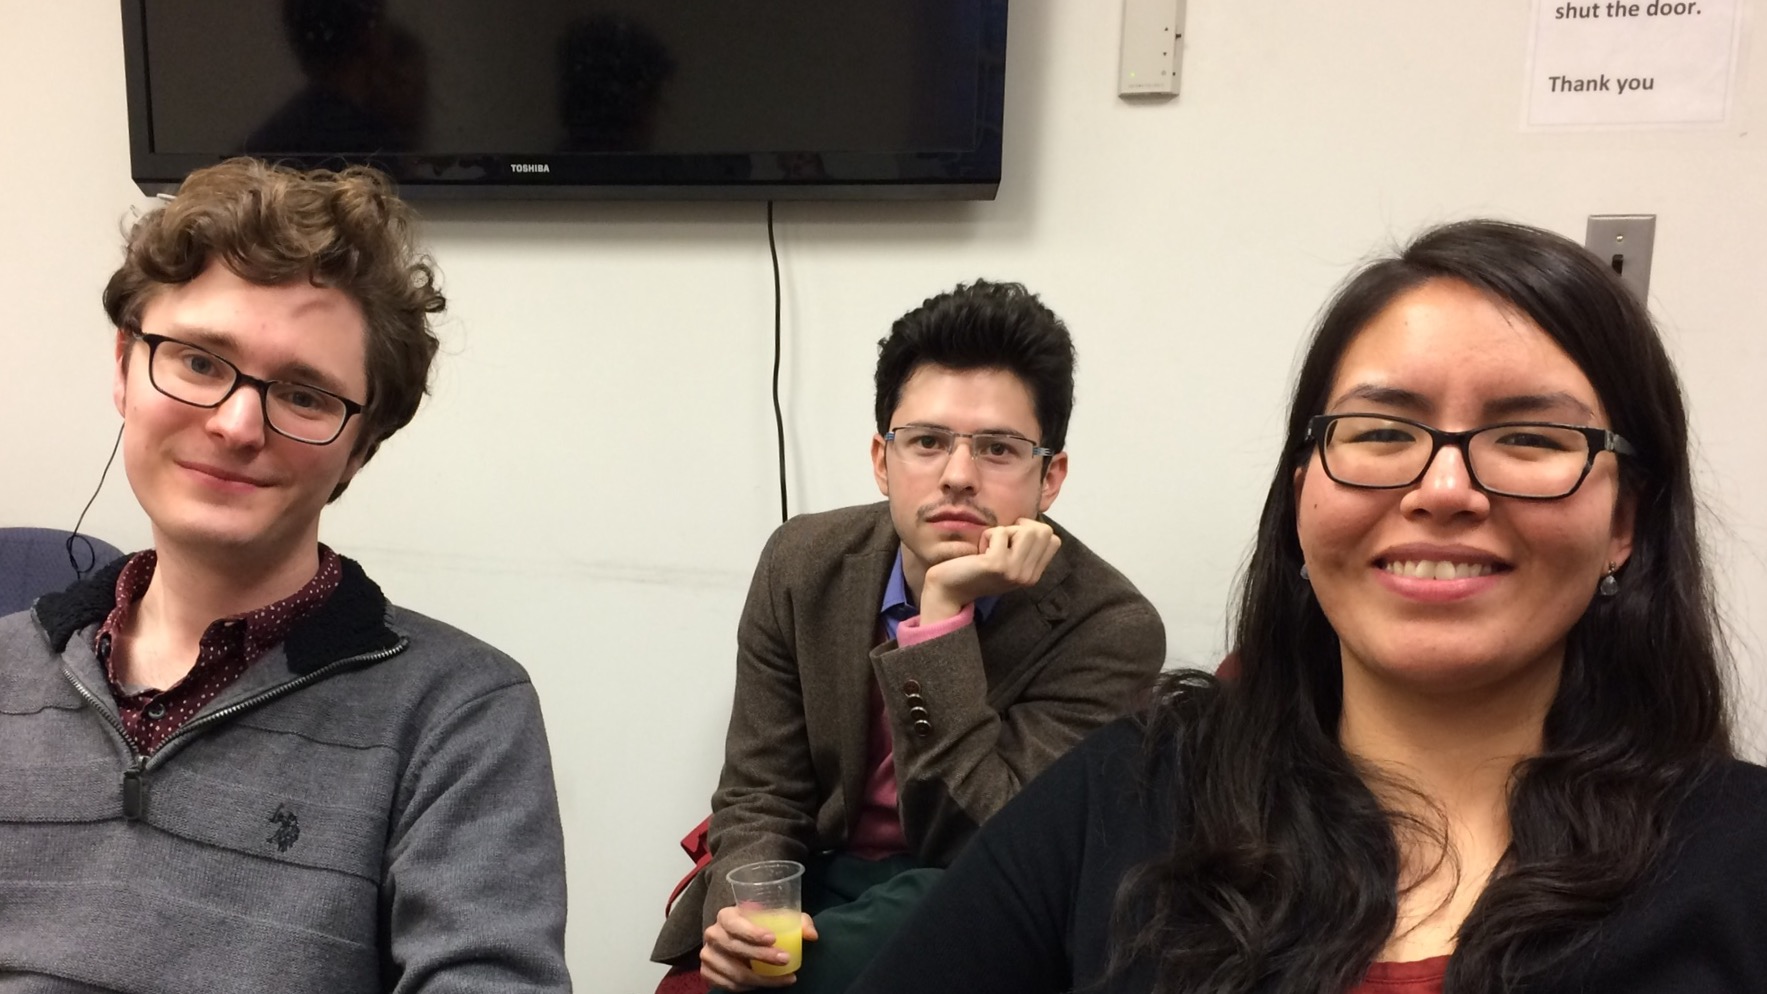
[1598,562,1619,597]
[1299,563,1310,581]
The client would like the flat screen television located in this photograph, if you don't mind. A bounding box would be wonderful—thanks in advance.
[121,0,1007,200]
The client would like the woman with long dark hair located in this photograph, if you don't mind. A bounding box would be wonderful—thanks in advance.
[848,219,1767,994]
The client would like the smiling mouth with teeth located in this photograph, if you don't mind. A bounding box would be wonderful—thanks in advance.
[1381,560,1499,580]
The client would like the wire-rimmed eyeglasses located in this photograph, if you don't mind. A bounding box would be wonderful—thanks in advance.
[884,425,1053,475]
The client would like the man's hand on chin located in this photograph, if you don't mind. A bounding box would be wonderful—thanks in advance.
[918,518,1061,623]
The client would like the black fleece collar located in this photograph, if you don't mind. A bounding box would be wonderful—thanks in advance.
[33,553,402,675]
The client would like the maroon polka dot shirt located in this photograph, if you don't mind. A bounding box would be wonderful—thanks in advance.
[92,547,343,756]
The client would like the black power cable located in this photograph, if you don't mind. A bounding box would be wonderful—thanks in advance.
[767,200,787,523]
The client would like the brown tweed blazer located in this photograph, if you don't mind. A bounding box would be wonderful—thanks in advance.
[652,502,1165,962]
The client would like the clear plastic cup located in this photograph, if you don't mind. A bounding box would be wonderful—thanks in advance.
[727,859,806,977]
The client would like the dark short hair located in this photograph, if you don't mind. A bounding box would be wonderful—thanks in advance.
[103,157,445,500]
[874,280,1077,452]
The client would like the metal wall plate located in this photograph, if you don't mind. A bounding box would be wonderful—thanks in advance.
[1585,215,1656,302]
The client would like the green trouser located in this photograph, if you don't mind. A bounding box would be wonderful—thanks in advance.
[714,853,943,994]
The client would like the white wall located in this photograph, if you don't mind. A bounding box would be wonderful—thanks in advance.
[3,4,1763,991]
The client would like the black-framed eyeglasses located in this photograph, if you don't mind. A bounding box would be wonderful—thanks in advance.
[884,425,1054,475]
[131,332,365,445]
[1305,413,1636,500]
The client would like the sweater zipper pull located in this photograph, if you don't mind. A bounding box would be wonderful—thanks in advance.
[122,758,146,821]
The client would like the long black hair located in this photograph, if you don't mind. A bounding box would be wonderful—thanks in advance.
[1110,220,1732,994]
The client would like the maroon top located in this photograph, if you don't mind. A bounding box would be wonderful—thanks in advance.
[93,547,342,755]
[1354,955,1449,994]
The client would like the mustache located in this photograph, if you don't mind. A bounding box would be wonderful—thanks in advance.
[916,500,998,527]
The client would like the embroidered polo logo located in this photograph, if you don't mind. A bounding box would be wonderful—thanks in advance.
[267,804,301,852]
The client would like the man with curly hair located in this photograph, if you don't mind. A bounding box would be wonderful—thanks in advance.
[0,158,570,993]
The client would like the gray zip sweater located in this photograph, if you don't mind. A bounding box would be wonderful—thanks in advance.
[0,555,571,993]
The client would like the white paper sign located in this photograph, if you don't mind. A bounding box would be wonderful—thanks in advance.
[1526,0,1743,126]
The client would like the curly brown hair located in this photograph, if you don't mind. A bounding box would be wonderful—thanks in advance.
[103,157,445,498]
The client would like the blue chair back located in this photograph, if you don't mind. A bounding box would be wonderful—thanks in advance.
[0,527,126,617]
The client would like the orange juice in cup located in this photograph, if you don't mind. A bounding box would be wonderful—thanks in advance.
[728,860,807,977]
[744,907,803,976]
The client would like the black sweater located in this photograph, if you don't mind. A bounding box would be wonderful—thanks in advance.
[850,719,1767,994]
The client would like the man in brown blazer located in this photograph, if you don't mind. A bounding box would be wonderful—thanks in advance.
[653,281,1165,992]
